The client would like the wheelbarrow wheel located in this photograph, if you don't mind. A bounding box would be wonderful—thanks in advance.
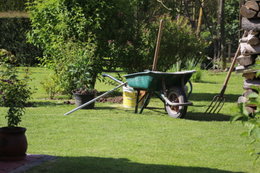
[165,87,187,118]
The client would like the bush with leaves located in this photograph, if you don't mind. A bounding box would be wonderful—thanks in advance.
[27,0,104,93]
[111,16,208,73]
[27,0,207,95]
[167,58,203,83]
[0,49,31,127]
[41,74,61,99]
[27,0,135,94]
[57,38,99,94]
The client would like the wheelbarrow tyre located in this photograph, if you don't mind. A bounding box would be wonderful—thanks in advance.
[165,87,187,118]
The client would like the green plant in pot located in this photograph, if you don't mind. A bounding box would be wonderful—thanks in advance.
[69,65,98,109]
[0,49,31,161]
[58,42,98,109]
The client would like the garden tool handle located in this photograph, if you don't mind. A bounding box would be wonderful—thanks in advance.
[220,44,241,96]
[152,19,164,71]
[102,73,125,85]
[64,82,126,116]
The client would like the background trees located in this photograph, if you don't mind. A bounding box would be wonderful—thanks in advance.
[27,0,207,94]
[0,0,241,94]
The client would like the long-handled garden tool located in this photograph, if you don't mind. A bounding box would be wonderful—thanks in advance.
[64,77,126,116]
[205,44,241,114]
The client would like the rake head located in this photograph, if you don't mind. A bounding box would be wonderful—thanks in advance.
[205,95,226,114]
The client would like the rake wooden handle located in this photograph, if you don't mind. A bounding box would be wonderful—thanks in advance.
[220,44,241,96]
[152,19,164,71]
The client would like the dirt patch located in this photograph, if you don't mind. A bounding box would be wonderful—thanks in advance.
[63,96,123,105]
[97,96,123,104]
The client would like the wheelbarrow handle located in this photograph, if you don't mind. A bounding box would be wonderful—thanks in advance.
[102,73,125,85]
[187,80,193,99]
[160,93,193,106]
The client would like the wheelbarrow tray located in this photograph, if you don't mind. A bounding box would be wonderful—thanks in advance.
[124,70,195,91]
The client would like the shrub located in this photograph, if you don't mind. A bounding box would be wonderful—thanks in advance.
[111,16,208,73]
[27,0,118,94]
[0,18,42,66]
[27,1,207,95]
[0,49,32,127]
[41,74,61,99]
[168,59,203,82]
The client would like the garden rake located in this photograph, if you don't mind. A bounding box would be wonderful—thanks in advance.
[205,44,241,114]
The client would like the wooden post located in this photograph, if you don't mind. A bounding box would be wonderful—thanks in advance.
[196,0,204,35]
[152,20,164,71]
[218,0,226,69]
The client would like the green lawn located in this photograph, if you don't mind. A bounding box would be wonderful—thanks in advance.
[0,68,259,173]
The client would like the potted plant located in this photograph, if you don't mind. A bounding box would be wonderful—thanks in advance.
[0,49,31,161]
[56,41,99,109]
[68,65,98,109]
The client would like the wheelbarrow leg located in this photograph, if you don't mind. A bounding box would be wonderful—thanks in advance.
[139,92,150,114]
[135,90,140,113]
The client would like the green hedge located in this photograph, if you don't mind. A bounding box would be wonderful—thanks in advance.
[0,0,26,11]
[0,18,42,65]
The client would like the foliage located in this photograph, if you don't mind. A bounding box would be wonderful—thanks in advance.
[27,0,121,93]
[0,18,42,66]
[58,39,99,94]
[111,15,208,73]
[224,0,240,50]
[250,57,260,73]
[0,0,26,11]
[0,49,31,127]
[41,74,61,99]
[27,0,207,95]
[234,86,260,161]
[167,58,203,82]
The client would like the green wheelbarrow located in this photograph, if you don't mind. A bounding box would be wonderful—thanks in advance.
[64,70,195,118]
[124,70,195,118]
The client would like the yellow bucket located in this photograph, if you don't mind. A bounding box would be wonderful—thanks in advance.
[123,86,144,108]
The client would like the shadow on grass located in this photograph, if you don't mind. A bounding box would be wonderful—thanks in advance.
[130,105,232,122]
[29,101,65,107]
[185,112,231,122]
[35,156,241,173]
[94,106,118,110]
[190,93,240,102]
[140,107,231,122]
[196,80,218,84]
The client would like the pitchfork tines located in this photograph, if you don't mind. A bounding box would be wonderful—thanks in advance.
[205,92,226,114]
[205,42,242,114]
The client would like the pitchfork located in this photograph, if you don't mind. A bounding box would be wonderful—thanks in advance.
[205,44,241,114]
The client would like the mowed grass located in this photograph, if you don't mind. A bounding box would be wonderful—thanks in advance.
[0,68,259,173]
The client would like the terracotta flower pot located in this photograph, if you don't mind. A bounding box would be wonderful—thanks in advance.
[0,127,27,161]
